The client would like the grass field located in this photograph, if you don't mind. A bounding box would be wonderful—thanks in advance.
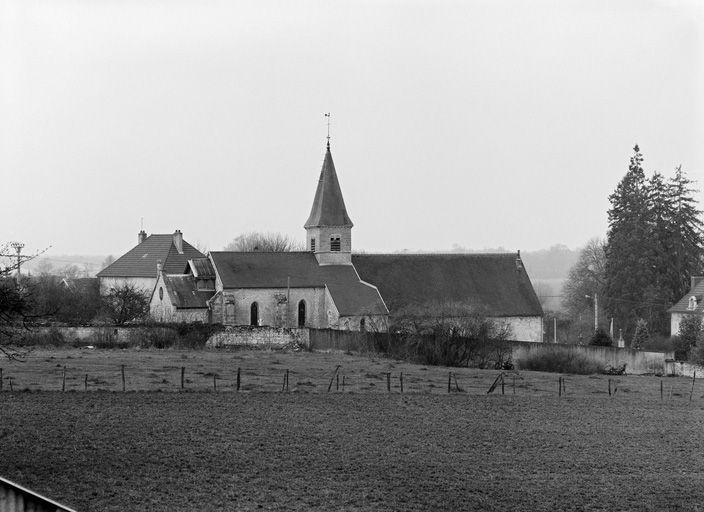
[2,349,704,511]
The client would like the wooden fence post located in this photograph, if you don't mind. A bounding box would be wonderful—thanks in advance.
[180,366,185,390]
[400,372,404,393]
[660,379,663,401]
[690,371,696,403]
[214,374,217,392]
[386,372,391,393]
[121,365,126,392]
[8,376,12,392]
[558,377,562,398]
[286,369,290,392]
[328,365,341,392]
[281,371,286,393]
[608,378,611,397]
[342,375,345,392]
[501,375,505,395]
[236,367,241,392]
[512,375,516,395]
[62,366,66,392]
[0,367,2,391]
[448,372,452,393]
[336,373,340,392]
[85,374,88,392]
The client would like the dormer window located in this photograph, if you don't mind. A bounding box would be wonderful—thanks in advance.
[310,238,316,252]
[330,235,341,252]
[689,296,698,311]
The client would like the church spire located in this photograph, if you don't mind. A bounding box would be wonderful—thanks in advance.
[304,142,353,229]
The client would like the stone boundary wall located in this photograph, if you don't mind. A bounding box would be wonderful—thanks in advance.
[670,361,704,378]
[511,342,673,375]
[206,326,310,349]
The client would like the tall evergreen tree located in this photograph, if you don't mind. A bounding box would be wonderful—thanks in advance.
[604,145,651,338]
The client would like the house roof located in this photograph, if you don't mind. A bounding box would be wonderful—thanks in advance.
[352,253,543,317]
[669,278,704,314]
[188,258,215,279]
[161,274,214,309]
[209,251,387,316]
[304,144,353,228]
[97,234,204,278]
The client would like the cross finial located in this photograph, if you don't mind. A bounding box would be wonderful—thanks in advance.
[324,112,331,149]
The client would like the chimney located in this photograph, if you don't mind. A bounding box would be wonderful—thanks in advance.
[515,250,523,272]
[691,276,704,291]
[138,230,147,244]
[156,259,163,276]
[173,230,183,254]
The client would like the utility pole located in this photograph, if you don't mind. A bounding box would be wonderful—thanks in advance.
[286,276,291,327]
[593,292,598,332]
[554,317,557,343]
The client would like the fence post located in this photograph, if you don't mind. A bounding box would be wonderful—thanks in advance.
[328,365,341,392]
[0,367,2,391]
[448,372,452,393]
[236,367,241,392]
[281,371,286,393]
[608,378,611,397]
[342,375,345,392]
[85,374,88,392]
[286,369,290,392]
[400,372,404,393]
[121,365,126,392]
[386,372,391,393]
[501,375,505,395]
[180,366,185,391]
[336,373,339,392]
[558,377,562,398]
[690,371,696,403]
[214,374,217,392]
[512,375,516,395]
[62,366,66,392]
[660,379,663,401]
[8,377,12,392]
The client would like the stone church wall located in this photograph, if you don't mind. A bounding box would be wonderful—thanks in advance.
[206,326,310,349]
[221,287,328,328]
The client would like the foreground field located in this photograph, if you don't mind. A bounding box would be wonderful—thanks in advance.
[0,348,700,400]
[2,392,704,511]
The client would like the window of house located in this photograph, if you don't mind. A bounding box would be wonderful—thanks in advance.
[689,296,698,311]
[330,235,341,252]
[311,238,316,252]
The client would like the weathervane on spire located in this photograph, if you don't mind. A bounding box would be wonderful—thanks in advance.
[324,112,331,148]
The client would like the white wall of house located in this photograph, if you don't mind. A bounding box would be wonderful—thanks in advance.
[493,316,543,343]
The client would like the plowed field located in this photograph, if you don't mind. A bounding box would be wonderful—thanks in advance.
[2,391,704,511]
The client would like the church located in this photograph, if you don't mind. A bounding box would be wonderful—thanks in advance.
[116,139,543,340]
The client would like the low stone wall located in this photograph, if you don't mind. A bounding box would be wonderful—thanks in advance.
[206,326,310,349]
[512,342,674,375]
[670,361,704,378]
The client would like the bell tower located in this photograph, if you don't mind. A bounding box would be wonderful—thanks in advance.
[304,141,353,265]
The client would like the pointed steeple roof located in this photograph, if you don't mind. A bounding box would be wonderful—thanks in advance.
[304,143,354,228]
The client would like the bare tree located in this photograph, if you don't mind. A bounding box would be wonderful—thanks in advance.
[101,284,150,325]
[224,232,304,252]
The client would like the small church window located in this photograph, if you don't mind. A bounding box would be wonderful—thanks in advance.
[298,300,306,327]
[330,235,341,252]
[159,287,164,301]
[311,238,316,252]
[360,318,366,331]
[250,302,259,326]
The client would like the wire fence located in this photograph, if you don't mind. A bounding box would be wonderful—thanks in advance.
[0,364,700,402]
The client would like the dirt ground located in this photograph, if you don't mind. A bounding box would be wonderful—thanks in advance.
[1,349,704,511]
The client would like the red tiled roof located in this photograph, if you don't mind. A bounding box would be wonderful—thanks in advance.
[669,278,704,314]
[97,234,204,278]
[304,144,353,228]
[209,252,387,316]
[352,253,543,317]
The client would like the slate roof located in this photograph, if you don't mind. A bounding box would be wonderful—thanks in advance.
[304,144,353,228]
[669,277,704,314]
[209,251,387,316]
[352,253,543,317]
[162,274,214,309]
[97,234,204,278]
[188,257,215,279]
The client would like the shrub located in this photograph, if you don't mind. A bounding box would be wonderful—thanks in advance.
[516,349,601,375]
[589,328,613,346]
[14,326,65,347]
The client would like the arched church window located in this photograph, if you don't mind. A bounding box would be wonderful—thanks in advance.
[298,300,306,327]
[360,317,366,331]
[250,302,259,326]
[159,287,164,301]
[330,235,341,252]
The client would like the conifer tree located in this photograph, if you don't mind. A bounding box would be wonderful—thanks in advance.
[604,145,651,337]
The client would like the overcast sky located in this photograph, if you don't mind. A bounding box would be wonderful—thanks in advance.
[1,0,702,258]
